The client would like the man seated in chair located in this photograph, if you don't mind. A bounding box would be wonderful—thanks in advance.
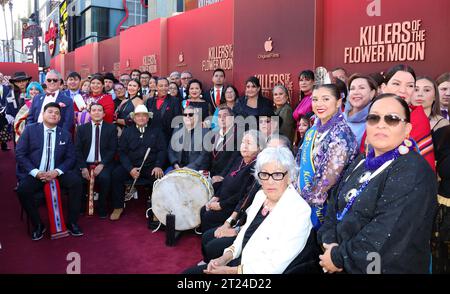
[75,103,118,218]
[16,102,83,240]
[110,105,167,221]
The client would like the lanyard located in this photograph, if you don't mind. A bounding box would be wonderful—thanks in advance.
[336,158,393,221]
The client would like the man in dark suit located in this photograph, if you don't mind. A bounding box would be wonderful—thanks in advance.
[110,105,167,221]
[27,70,74,132]
[145,78,182,143]
[75,103,118,218]
[204,68,226,111]
[209,105,240,189]
[16,102,83,240]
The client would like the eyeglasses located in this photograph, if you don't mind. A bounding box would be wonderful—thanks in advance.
[258,171,288,181]
[183,113,195,117]
[47,78,59,83]
[181,77,192,80]
[114,87,124,91]
[366,113,408,127]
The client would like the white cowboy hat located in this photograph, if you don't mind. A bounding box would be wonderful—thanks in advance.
[130,104,153,119]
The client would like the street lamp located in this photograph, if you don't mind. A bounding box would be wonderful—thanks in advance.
[9,0,14,62]
[0,0,10,61]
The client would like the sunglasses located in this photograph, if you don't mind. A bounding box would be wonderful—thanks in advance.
[183,113,195,117]
[257,171,288,181]
[47,78,59,83]
[366,113,408,126]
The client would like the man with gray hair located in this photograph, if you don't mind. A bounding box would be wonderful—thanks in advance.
[169,71,181,87]
[27,70,74,131]
[180,71,193,99]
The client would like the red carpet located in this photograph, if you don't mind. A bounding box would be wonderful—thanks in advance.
[0,142,202,274]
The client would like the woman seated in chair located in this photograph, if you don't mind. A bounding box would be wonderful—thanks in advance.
[184,147,313,274]
[318,94,438,274]
[200,129,266,233]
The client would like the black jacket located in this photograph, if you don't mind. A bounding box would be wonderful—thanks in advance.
[75,122,118,169]
[318,152,438,274]
[168,125,210,171]
[145,95,182,142]
[209,125,240,177]
[233,95,273,118]
[118,124,167,172]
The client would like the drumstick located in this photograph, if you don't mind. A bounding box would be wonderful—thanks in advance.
[126,147,151,199]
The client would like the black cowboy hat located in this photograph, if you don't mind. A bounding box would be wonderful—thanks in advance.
[103,72,119,84]
[9,71,32,83]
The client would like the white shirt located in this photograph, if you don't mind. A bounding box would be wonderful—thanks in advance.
[215,126,233,150]
[37,90,59,123]
[29,124,63,177]
[86,121,103,163]
[141,87,150,96]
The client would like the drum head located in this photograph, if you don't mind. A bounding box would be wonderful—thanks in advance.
[152,169,212,231]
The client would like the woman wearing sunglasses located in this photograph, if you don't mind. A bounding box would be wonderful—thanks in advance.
[185,147,314,274]
[318,94,437,274]
[380,64,435,171]
[296,84,358,230]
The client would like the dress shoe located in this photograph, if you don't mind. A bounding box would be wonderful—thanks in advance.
[31,224,46,241]
[110,208,123,221]
[1,142,10,151]
[98,210,108,219]
[68,223,84,237]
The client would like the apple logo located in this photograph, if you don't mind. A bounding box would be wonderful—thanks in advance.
[178,52,184,63]
[264,37,273,52]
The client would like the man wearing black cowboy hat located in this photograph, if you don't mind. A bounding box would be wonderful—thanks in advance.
[104,72,118,100]
[0,72,32,150]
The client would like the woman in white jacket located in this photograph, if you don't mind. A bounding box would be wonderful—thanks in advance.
[199,147,313,274]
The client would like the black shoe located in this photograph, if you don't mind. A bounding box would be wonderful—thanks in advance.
[68,223,84,237]
[148,220,161,231]
[98,210,108,219]
[31,224,46,241]
[1,142,10,151]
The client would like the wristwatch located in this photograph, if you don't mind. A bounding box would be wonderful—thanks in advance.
[226,217,234,225]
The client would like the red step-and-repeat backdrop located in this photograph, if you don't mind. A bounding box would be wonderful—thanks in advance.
[47,0,450,100]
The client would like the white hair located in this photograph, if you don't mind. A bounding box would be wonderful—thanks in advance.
[169,71,181,78]
[46,69,62,80]
[254,147,298,183]
[243,129,267,151]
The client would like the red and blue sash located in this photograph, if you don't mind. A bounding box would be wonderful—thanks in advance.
[44,180,69,239]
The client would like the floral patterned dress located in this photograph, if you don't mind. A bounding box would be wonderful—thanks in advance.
[296,112,358,206]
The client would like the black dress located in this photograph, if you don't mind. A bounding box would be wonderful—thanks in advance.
[318,152,438,274]
[200,155,256,232]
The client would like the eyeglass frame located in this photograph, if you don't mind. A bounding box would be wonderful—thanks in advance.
[257,171,288,181]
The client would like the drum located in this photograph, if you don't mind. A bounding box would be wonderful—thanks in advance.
[151,168,213,231]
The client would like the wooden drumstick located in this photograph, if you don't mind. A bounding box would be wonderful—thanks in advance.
[126,147,151,199]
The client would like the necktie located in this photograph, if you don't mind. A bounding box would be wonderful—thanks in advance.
[143,89,147,96]
[94,123,100,163]
[45,130,54,171]
[46,92,55,97]
[215,89,221,107]
[442,109,449,119]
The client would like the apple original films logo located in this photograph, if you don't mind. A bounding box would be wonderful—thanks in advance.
[177,52,187,68]
[258,37,280,60]
[45,20,58,57]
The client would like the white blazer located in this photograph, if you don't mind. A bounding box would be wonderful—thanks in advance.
[225,184,312,274]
